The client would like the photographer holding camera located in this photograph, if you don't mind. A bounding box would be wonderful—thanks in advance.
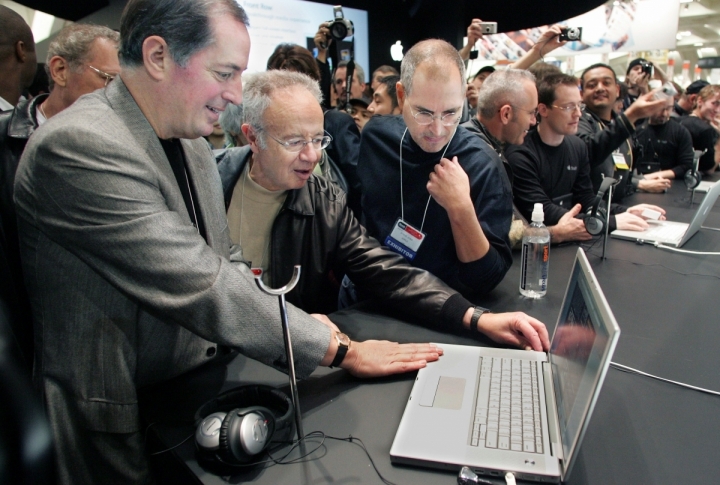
[623,58,667,112]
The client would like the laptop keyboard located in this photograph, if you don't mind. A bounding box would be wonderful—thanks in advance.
[644,223,685,242]
[470,357,543,454]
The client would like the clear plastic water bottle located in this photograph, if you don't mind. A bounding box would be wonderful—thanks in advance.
[520,203,550,298]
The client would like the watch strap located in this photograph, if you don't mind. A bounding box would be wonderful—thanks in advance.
[470,307,487,335]
[329,333,349,368]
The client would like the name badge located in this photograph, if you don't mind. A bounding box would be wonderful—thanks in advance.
[384,218,426,261]
[612,152,629,170]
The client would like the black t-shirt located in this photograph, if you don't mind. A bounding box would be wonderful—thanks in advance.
[159,138,207,241]
[633,121,694,178]
[679,116,719,172]
[505,131,597,225]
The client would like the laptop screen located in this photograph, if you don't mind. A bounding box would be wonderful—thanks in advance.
[549,250,616,470]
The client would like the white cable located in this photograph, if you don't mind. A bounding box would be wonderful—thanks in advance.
[505,471,517,485]
[610,362,720,396]
[700,225,720,232]
[653,241,720,255]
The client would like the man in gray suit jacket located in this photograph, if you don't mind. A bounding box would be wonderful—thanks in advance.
[13,1,445,483]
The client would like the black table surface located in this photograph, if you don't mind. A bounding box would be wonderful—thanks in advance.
[158,178,720,485]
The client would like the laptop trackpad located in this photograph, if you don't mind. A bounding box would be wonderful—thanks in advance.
[419,376,465,409]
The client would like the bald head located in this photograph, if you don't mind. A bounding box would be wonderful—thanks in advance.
[0,6,34,52]
[400,39,466,97]
[0,5,37,106]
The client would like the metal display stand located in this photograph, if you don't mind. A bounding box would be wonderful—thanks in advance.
[252,266,305,443]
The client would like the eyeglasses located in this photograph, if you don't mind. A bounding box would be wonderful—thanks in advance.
[409,106,460,126]
[510,105,538,118]
[264,131,333,152]
[551,102,585,112]
[87,65,116,87]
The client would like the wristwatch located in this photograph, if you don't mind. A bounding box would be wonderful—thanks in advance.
[470,307,487,335]
[329,332,351,368]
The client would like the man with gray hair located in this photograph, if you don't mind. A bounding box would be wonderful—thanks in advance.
[218,102,247,147]
[358,39,514,297]
[0,23,118,368]
[14,1,452,482]
[216,69,547,347]
[463,69,598,245]
[0,5,36,110]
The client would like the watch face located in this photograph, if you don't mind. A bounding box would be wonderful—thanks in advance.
[336,332,350,347]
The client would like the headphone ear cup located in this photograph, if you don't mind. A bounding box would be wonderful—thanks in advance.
[585,215,603,236]
[685,169,701,189]
[218,406,274,464]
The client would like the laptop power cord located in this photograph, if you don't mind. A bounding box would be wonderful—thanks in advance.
[611,362,720,396]
[653,241,720,255]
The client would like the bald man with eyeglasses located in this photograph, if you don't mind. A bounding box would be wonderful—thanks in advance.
[357,39,514,298]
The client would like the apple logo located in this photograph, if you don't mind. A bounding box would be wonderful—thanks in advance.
[390,40,404,61]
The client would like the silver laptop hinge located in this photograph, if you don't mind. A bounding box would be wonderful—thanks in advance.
[542,361,563,464]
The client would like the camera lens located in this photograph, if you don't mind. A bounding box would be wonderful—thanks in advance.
[330,22,348,40]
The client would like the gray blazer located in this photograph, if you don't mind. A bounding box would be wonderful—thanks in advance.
[13,79,329,438]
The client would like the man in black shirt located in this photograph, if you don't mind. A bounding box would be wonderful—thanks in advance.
[634,95,694,179]
[679,84,720,174]
[577,63,669,199]
[507,74,664,242]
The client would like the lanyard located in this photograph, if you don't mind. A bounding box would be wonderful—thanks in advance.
[597,119,633,169]
[398,126,457,232]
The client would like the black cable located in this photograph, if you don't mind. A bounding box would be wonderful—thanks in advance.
[324,434,399,485]
[144,422,194,456]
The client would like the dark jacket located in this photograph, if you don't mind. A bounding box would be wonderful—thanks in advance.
[576,108,637,200]
[0,93,47,369]
[216,146,476,330]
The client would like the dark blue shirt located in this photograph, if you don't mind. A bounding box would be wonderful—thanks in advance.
[358,115,513,296]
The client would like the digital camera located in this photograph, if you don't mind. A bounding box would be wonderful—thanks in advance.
[559,27,582,42]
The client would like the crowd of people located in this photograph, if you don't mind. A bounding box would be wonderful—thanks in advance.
[1,2,718,484]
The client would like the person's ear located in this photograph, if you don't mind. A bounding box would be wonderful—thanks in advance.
[538,103,550,118]
[396,82,405,111]
[242,124,261,154]
[498,104,513,124]
[14,40,30,62]
[48,56,69,88]
[142,36,171,81]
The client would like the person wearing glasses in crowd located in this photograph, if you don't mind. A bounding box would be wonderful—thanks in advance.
[216,69,548,347]
[358,39,513,297]
[505,74,663,243]
[0,23,119,367]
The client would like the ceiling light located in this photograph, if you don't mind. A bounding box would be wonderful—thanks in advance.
[695,42,704,46]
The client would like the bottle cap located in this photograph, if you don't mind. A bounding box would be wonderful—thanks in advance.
[531,203,544,223]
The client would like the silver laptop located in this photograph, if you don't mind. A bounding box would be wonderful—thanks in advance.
[610,179,720,247]
[390,248,620,483]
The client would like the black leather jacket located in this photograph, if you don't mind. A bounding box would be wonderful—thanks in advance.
[0,93,47,369]
[216,146,475,330]
[576,108,637,200]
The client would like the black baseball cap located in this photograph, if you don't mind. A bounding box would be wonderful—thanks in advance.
[685,80,709,95]
[349,96,371,108]
[627,58,649,74]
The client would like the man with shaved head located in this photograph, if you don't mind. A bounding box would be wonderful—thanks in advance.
[358,39,513,297]
[0,5,36,110]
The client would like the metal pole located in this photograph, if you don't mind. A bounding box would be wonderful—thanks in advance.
[252,266,305,444]
[602,184,613,260]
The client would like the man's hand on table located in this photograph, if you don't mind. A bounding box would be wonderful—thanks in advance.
[475,312,550,352]
[340,341,444,378]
